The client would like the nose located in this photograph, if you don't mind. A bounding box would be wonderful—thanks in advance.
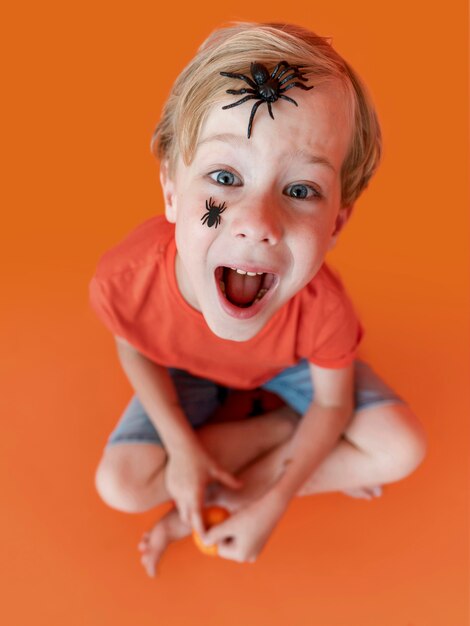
[229,194,283,245]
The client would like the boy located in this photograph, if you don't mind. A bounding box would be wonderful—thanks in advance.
[90,22,427,576]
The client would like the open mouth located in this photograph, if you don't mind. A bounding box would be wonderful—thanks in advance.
[215,266,277,309]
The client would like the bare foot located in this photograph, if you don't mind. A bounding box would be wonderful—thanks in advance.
[205,478,273,512]
[342,485,383,500]
[209,482,384,505]
[205,483,244,512]
[137,506,192,578]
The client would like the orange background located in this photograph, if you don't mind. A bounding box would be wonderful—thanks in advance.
[2,1,468,625]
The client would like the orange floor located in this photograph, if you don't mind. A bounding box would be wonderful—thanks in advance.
[2,1,469,625]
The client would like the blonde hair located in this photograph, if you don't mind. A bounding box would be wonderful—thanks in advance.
[151,22,382,208]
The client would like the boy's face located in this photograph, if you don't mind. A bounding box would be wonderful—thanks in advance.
[161,80,353,341]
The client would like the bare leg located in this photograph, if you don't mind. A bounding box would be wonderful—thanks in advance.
[206,435,382,510]
[139,406,298,510]
[140,416,389,577]
[116,406,298,577]
[96,404,298,514]
[207,403,427,509]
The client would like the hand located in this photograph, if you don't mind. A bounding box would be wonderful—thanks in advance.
[165,444,243,536]
[200,490,288,563]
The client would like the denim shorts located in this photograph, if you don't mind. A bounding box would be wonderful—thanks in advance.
[105,358,406,448]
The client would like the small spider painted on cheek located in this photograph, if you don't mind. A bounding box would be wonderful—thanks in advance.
[201,197,227,228]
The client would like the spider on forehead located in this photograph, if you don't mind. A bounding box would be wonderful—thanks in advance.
[220,60,314,138]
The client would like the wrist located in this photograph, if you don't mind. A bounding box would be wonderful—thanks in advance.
[264,483,292,512]
[167,429,204,458]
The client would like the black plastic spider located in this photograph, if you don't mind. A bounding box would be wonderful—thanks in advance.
[220,61,313,138]
[201,197,227,228]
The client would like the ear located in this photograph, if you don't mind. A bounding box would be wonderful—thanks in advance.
[159,160,177,223]
[327,204,353,250]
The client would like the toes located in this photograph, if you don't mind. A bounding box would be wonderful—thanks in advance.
[343,488,372,500]
[363,485,383,498]
[343,485,383,500]
[141,553,157,578]
[137,534,151,551]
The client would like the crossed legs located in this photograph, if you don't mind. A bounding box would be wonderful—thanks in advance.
[95,404,298,514]
[95,401,427,576]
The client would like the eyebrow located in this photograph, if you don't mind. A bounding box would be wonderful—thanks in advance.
[197,133,248,149]
[197,133,336,173]
[289,149,336,173]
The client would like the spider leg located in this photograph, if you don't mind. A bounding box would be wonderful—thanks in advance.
[270,61,291,79]
[280,82,314,94]
[247,100,264,138]
[279,94,299,106]
[222,95,258,110]
[201,214,209,224]
[267,101,275,120]
[226,88,256,95]
[220,71,257,90]
[279,72,308,86]
[277,65,299,81]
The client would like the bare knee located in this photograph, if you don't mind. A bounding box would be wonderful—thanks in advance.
[95,443,167,513]
[378,404,428,481]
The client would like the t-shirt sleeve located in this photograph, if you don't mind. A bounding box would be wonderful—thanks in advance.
[297,266,364,369]
[89,275,123,338]
[88,261,164,347]
[87,215,173,345]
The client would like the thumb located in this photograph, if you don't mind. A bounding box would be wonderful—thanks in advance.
[201,519,230,547]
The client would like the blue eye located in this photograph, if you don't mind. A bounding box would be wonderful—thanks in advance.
[209,170,241,186]
[285,183,321,200]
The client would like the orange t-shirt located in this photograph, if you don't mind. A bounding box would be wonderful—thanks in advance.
[89,215,364,389]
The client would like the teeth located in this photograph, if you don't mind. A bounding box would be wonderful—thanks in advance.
[253,288,268,303]
[219,280,226,294]
[229,267,265,276]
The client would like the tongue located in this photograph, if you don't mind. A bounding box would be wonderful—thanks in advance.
[225,269,263,306]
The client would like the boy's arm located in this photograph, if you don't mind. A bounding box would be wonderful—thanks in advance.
[114,336,202,454]
[114,336,243,531]
[271,360,355,505]
[200,361,355,561]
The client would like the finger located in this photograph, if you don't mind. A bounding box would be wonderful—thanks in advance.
[191,510,205,536]
[202,519,232,546]
[176,503,189,525]
[217,542,256,564]
[214,468,244,489]
[189,487,205,531]
[216,542,242,563]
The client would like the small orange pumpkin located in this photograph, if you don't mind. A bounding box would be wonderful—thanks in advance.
[192,506,231,556]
